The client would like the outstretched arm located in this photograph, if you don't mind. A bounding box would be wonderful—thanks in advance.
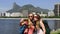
[40,19,46,34]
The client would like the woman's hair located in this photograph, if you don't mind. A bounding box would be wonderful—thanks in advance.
[34,14,41,20]
[28,13,34,17]
[19,19,28,26]
[33,14,41,30]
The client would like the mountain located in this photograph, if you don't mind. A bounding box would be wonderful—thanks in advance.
[36,7,49,14]
[6,3,49,14]
[6,2,21,13]
[21,4,49,13]
[13,2,21,10]
[20,4,36,13]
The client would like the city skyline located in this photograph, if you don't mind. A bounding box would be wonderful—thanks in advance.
[0,0,60,12]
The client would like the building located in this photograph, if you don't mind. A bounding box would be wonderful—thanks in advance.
[37,12,47,17]
[0,12,5,16]
[0,13,1,16]
[5,12,23,17]
[54,3,60,16]
[39,14,47,17]
[54,3,60,30]
[48,10,55,16]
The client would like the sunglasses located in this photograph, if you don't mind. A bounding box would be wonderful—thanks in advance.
[34,16,38,18]
[28,16,33,17]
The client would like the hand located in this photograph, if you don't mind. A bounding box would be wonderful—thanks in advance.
[22,23,24,25]
[24,28,28,34]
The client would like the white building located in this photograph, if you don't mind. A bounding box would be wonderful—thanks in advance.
[5,9,28,17]
[37,12,47,17]
[5,12,23,17]
[48,11,55,16]
[39,14,47,17]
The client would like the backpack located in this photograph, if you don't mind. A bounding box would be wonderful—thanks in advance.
[19,25,27,34]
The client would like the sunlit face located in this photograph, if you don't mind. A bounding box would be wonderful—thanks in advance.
[28,14,33,20]
[34,15,38,21]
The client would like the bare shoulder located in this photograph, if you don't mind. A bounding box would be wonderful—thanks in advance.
[40,18,43,22]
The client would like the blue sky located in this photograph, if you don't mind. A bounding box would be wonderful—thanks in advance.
[0,0,60,12]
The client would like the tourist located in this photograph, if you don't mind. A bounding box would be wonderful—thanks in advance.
[28,13,35,34]
[33,14,46,34]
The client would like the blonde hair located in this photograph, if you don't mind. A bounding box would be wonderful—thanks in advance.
[36,21,40,30]
[28,18,33,28]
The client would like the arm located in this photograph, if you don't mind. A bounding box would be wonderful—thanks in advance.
[20,19,25,25]
[20,18,24,22]
[40,19,46,34]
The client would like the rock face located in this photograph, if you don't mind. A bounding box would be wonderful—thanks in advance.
[6,2,21,13]
[13,2,21,9]
[6,2,49,17]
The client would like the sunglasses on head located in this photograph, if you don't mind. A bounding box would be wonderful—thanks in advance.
[34,15,38,17]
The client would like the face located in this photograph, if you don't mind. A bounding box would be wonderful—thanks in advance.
[34,15,38,21]
[28,14,33,20]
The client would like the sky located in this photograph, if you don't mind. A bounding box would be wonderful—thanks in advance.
[0,0,60,12]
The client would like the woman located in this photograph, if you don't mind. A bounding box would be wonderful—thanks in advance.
[33,14,46,34]
[19,13,35,34]
[28,13,35,34]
